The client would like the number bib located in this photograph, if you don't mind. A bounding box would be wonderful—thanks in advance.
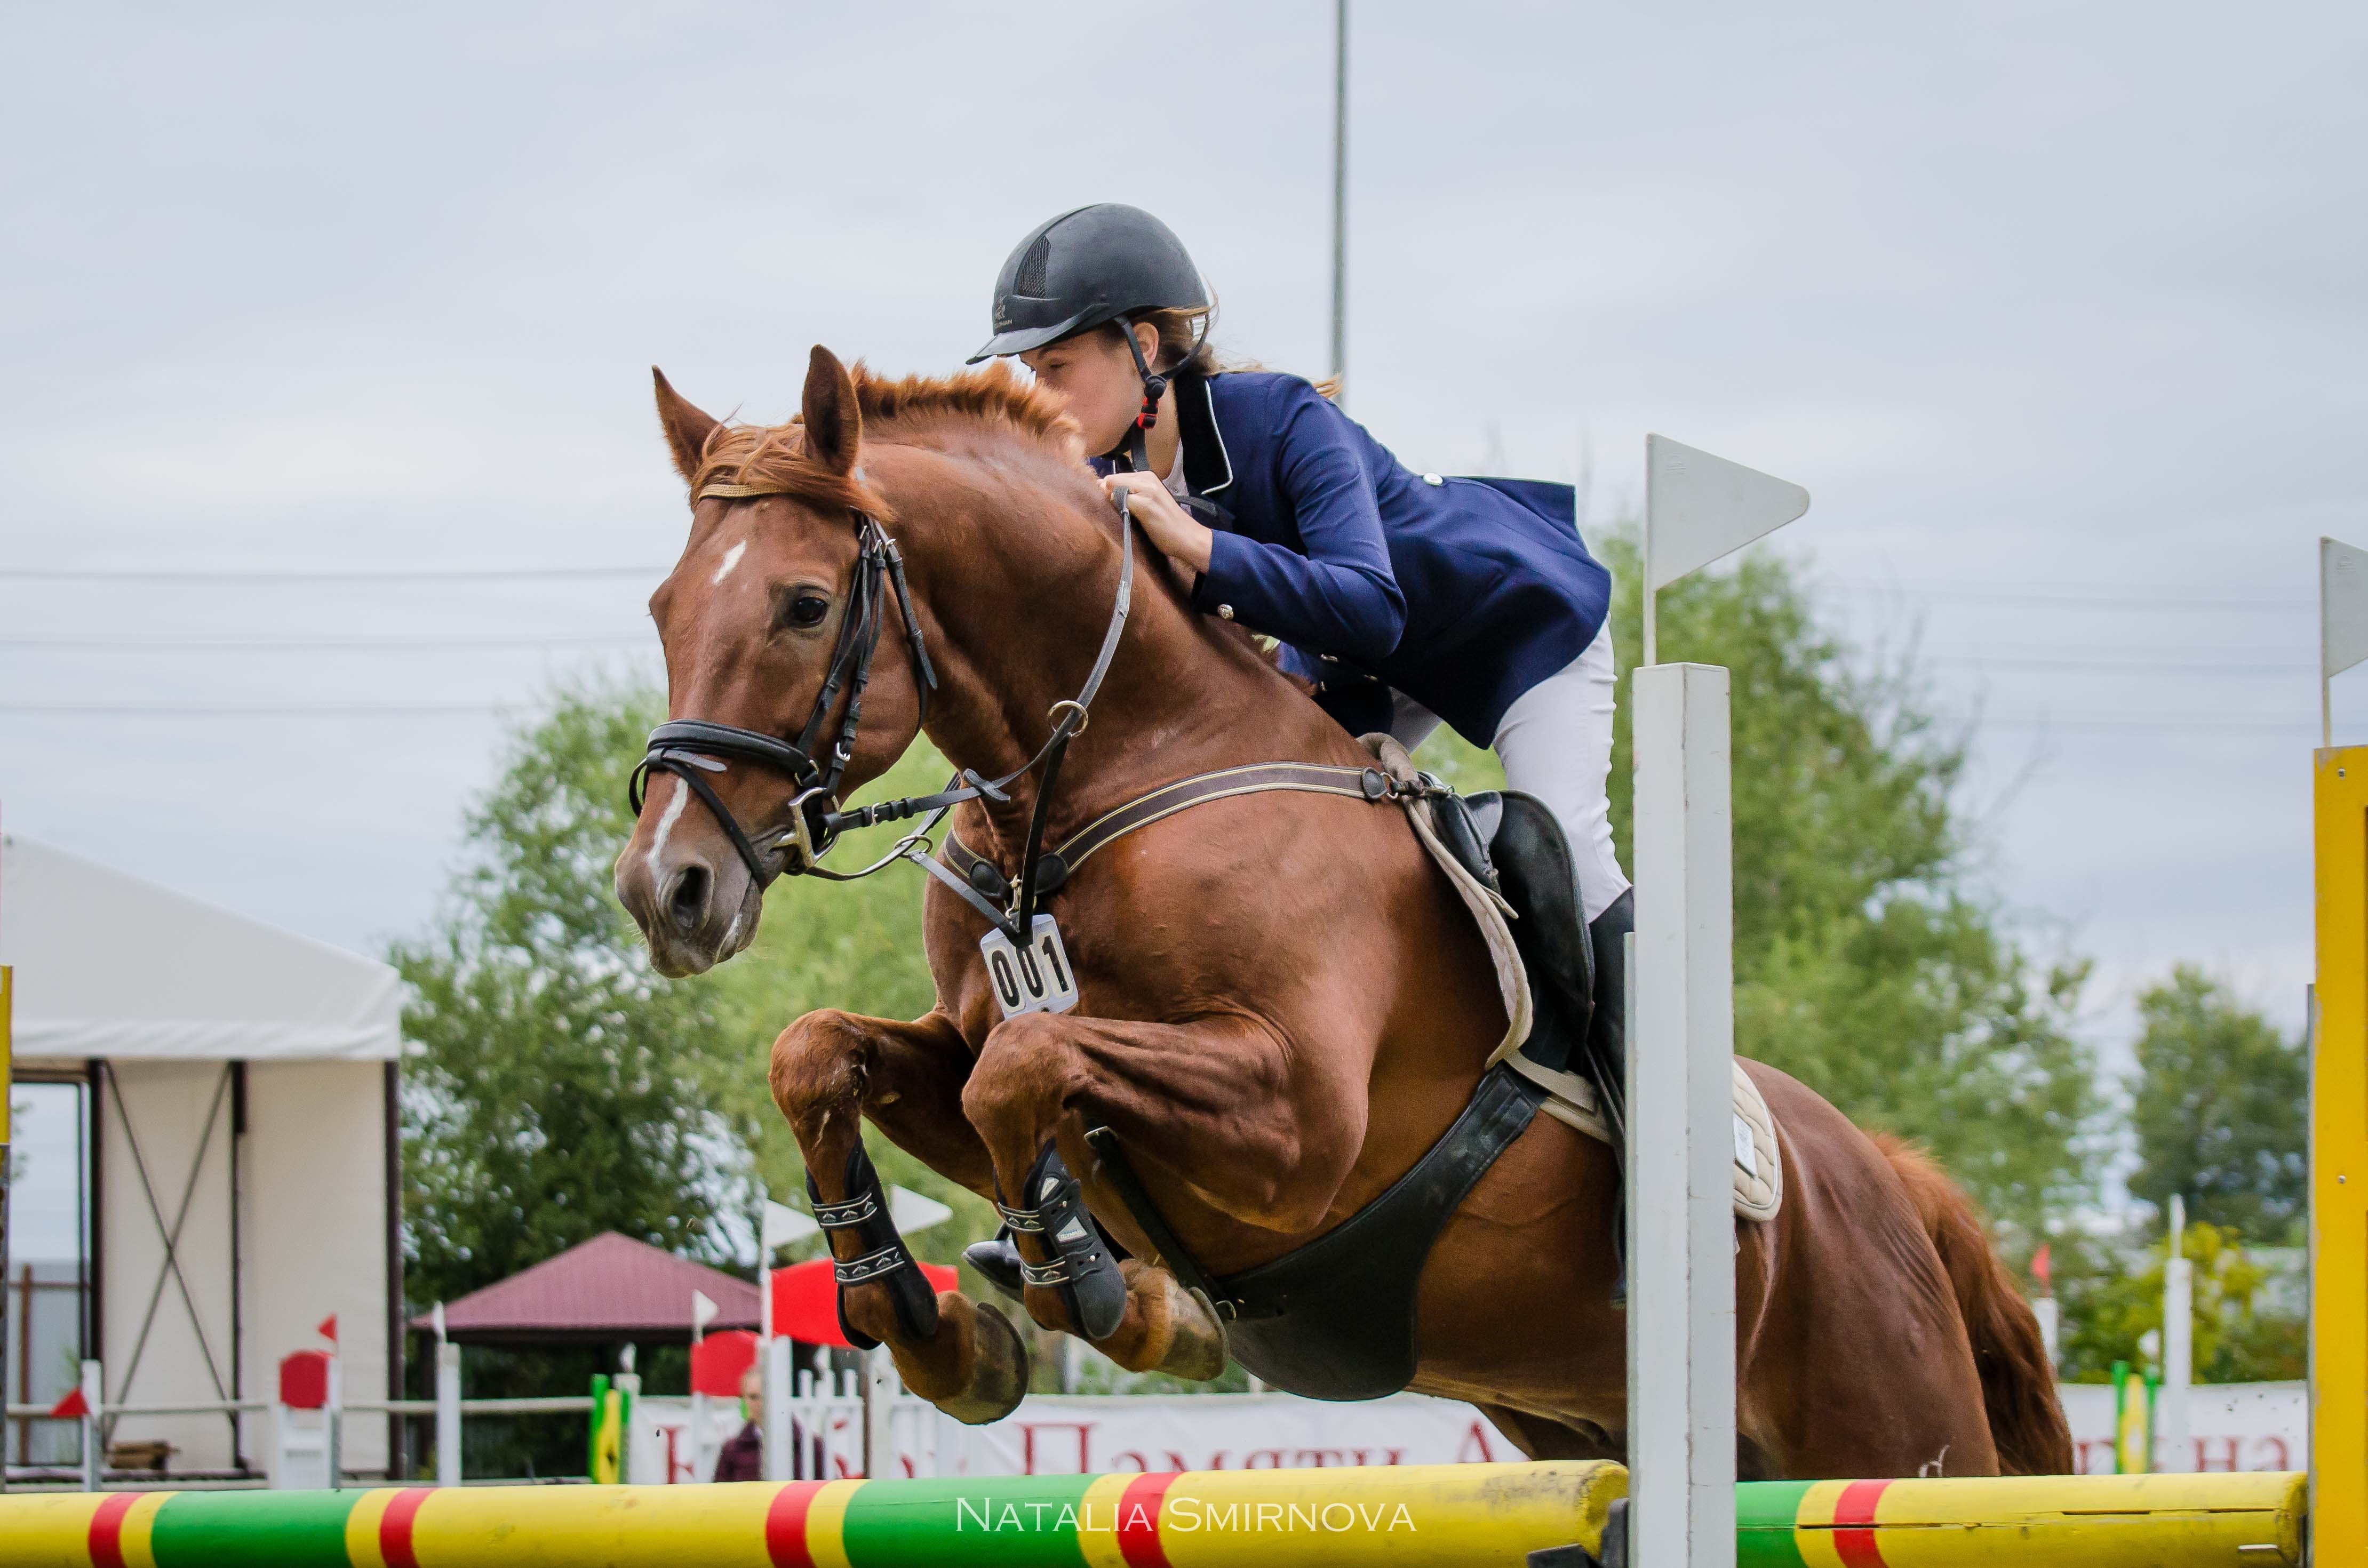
[979,914,1081,1019]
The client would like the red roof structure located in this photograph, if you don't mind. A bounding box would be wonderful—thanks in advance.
[413,1232,761,1345]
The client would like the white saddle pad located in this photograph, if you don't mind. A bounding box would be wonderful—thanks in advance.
[1364,735,1783,1224]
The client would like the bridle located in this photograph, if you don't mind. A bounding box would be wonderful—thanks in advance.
[628,477,1137,943]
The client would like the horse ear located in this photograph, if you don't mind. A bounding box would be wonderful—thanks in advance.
[653,368,719,485]
[800,345,860,476]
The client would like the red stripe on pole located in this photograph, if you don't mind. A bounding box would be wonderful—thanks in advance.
[1115,1473,1178,1568]
[765,1481,827,1568]
[87,1492,140,1568]
[380,1486,433,1568]
[1830,1478,1892,1568]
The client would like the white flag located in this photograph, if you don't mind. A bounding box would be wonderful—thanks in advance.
[691,1289,719,1335]
[1645,434,1811,590]
[2324,538,2368,683]
[889,1186,955,1235]
[762,1200,818,1252]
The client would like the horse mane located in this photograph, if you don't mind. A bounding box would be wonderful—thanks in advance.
[687,361,1081,522]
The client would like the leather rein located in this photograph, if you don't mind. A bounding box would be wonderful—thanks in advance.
[630,479,1421,947]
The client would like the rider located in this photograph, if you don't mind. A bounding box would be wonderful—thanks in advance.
[966,205,1637,1303]
[970,204,1631,949]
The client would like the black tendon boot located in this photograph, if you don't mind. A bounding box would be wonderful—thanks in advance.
[1587,889,1635,1310]
[809,1143,940,1349]
[998,1140,1129,1341]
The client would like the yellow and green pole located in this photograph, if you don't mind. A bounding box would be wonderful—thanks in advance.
[0,1465,2316,1568]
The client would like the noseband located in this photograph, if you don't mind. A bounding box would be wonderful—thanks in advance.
[629,480,1137,941]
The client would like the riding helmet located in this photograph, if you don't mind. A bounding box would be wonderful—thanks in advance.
[968,204,1209,362]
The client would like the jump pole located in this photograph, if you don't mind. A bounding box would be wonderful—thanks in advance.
[1632,435,1809,1568]
[2313,535,2368,1563]
[0,1467,2309,1567]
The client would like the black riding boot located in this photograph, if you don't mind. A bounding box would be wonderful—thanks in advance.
[1586,890,1635,1310]
[996,1140,1129,1340]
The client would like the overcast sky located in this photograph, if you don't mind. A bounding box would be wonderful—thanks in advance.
[5,2,2362,1071]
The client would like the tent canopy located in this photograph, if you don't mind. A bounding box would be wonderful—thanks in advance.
[0,834,401,1063]
[416,1232,762,1345]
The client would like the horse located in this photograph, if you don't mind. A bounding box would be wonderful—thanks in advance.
[615,345,2071,1479]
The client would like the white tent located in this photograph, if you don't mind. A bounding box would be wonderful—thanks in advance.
[1,833,402,1481]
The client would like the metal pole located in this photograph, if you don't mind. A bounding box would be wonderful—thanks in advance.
[435,1340,461,1486]
[1328,0,1349,402]
[0,964,12,1494]
[2160,1193,2192,1473]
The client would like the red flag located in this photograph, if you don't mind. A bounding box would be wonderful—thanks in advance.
[2030,1244,2053,1294]
[317,1314,338,1346]
[47,1388,89,1420]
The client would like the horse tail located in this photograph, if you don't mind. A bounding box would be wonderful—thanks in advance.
[1872,1132,2074,1475]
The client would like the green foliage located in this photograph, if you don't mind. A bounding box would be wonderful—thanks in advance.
[2126,966,2307,1242]
[2054,1222,2305,1385]
[394,683,754,1473]
[1424,534,2098,1235]
[396,683,751,1306]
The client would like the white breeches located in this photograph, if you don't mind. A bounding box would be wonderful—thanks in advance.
[1388,620,1631,923]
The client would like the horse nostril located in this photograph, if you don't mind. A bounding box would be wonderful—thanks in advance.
[664,864,711,936]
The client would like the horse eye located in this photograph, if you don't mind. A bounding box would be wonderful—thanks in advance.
[785,593,830,629]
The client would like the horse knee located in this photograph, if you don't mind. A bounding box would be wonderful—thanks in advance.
[769,1009,868,1136]
[961,1012,1088,1150]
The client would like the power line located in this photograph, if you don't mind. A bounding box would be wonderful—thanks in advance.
[0,635,655,652]
[1,703,527,716]
[0,565,660,584]
[0,702,2318,734]
[1830,582,2307,611]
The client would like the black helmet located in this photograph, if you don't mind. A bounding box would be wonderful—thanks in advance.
[968,204,1208,363]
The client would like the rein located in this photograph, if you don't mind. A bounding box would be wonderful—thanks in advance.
[630,482,1139,943]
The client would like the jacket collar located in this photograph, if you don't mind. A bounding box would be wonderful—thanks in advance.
[1173,370,1234,497]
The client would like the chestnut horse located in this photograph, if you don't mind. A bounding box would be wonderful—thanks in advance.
[615,347,2070,1479]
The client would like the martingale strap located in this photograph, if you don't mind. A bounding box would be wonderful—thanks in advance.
[941,761,1407,901]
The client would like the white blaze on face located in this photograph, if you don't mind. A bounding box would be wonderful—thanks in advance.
[712,539,748,585]
[644,780,692,889]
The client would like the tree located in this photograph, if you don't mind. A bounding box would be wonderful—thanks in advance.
[2126,966,2307,1242]
[396,684,750,1309]
[2055,1221,2303,1385]
[1424,533,2099,1237]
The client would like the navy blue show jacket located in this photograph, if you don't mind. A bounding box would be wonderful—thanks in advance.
[1105,370,1611,743]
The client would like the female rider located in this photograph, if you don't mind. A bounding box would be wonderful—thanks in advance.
[963,203,1638,1308]
[970,204,1631,949]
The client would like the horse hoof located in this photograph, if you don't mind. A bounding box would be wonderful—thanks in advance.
[935,1298,1030,1426]
[1155,1284,1231,1381]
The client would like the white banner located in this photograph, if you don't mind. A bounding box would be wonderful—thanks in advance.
[634,1381,2307,1482]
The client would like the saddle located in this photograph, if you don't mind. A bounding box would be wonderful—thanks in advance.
[1381,738,1784,1222]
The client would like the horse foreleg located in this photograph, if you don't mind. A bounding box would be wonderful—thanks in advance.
[769,1007,1028,1423]
[962,1009,1358,1379]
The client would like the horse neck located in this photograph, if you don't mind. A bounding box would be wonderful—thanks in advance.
[890,450,1337,855]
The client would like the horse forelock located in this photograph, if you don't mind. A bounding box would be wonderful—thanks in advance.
[685,361,1082,523]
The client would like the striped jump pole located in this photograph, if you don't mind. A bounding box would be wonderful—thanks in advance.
[0,1466,2310,1568]
[1735,1470,2305,1567]
[0,1460,1624,1568]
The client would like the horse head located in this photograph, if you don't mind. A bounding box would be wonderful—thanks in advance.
[616,347,935,975]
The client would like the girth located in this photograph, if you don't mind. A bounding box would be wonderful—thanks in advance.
[1089,1063,1550,1402]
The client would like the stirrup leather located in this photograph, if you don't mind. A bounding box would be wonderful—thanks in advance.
[996,1140,1128,1340]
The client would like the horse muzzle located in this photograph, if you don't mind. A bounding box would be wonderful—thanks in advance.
[615,839,766,978]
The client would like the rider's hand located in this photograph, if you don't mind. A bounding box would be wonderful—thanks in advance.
[1101,473,1214,577]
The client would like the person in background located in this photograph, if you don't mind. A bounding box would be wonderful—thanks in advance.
[712,1362,764,1482]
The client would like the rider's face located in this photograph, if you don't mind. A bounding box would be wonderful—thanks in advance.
[1020,323,1154,455]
